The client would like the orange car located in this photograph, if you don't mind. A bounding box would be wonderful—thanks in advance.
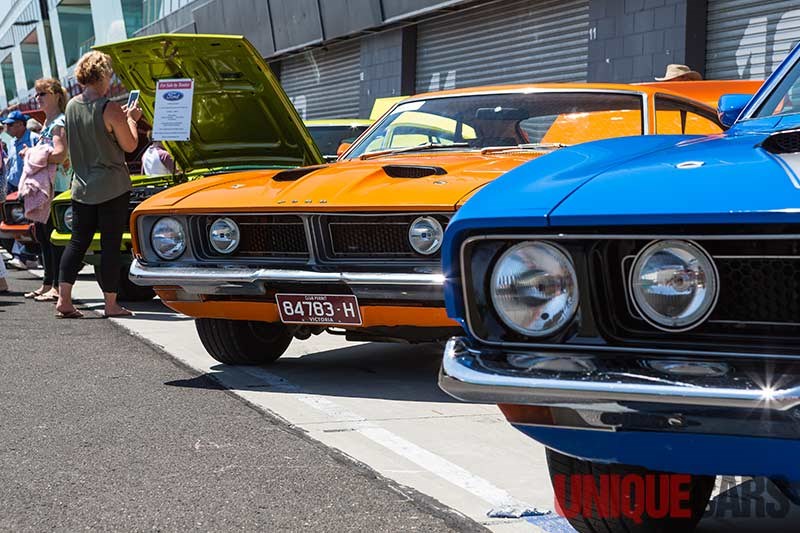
[126,69,755,364]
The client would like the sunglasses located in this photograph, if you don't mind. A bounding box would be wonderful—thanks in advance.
[35,92,51,98]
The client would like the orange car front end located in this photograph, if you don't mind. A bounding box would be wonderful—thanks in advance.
[127,83,744,366]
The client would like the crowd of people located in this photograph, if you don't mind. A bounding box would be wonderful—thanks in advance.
[0,50,156,317]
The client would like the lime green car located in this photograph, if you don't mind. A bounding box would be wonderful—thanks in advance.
[49,33,323,300]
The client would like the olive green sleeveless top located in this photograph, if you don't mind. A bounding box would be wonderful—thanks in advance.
[66,96,131,204]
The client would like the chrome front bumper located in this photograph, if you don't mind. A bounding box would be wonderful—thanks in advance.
[128,259,445,300]
[439,337,800,411]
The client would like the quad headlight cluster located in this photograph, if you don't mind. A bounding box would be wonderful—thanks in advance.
[629,240,718,331]
[148,216,242,261]
[490,241,579,337]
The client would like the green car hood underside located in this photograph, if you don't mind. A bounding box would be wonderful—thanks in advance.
[95,34,324,172]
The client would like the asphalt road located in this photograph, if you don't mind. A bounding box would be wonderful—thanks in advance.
[0,269,481,532]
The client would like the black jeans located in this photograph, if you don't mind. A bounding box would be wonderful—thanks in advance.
[59,191,130,293]
[34,217,64,286]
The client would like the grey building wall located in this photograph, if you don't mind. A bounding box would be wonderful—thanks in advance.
[358,26,416,117]
[588,0,707,82]
[135,0,479,58]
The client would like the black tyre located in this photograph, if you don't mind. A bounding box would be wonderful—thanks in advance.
[546,448,714,533]
[94,265,156,301]
[196,318,292,365]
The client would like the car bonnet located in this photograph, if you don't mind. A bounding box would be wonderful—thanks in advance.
[95,34,323,173]
[549,131,800,226]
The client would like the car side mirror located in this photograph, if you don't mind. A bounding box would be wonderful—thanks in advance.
[336,142,352,157]
[717,94,753,128]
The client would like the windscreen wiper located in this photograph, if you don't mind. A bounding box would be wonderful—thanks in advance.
[480,142,568,154]
[359,142,471,160]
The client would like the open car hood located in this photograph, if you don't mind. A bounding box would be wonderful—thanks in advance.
[96,34,323,172]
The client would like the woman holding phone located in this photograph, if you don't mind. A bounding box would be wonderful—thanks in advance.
[55,50,142,319]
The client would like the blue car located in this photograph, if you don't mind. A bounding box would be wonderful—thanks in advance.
[439,47,800,532]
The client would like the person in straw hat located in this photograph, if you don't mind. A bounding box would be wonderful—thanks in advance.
[655,64,703,81]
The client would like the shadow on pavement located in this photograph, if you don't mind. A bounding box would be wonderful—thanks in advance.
[166,341,457,403]
[74,297,193,321]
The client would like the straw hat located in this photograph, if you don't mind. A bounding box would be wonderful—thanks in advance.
[655,64,702,81]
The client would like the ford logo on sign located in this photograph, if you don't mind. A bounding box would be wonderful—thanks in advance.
[163,91,183,101]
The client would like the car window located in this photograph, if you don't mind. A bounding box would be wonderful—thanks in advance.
[655,96,723,134]
[754,57,800,118]
[306,125,370,157]
[345,92,645,158]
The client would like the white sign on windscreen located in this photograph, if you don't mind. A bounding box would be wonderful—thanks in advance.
[152,78,194,141]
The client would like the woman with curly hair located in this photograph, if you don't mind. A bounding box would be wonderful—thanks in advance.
[55,50,142,319]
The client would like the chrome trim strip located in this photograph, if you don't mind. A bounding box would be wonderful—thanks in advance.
[458,233,800,358]
[129,259,445,291]
[438,337,800,410]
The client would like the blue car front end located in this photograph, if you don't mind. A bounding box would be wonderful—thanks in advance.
[439,42,800,532]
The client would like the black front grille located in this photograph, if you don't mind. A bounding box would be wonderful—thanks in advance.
[322,215,447,259]
[329,221,412,257]
[238,218,308,257]
[194,215,308,259]
[715,258,800,323]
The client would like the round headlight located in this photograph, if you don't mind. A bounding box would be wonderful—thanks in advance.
[209,217,240,254]
[11,206,25,223]
[63,206,73,231]
[630,240,718,331]
[151,217,186,260]
[409,216,443,255]
[490,241,579,337]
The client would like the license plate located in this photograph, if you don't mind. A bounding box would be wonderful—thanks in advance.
[275,293,362,326]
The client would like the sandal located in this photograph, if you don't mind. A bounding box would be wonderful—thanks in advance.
[104,308,134,318]
[55,309,84,319]
[24,288,46,299]
[34,293,59,302]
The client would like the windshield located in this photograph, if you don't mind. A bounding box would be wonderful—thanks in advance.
[345,91,645,159]
[307,125,370,158]
[754,59,800,118]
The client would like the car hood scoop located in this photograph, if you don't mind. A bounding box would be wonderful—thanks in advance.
[761,128,800,154]
[272,165,328,182]
[382,165,447,178]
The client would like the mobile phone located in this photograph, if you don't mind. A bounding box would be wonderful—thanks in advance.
[126,90,140,108]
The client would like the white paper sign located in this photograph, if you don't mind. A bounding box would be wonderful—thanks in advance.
[152,78,194,141]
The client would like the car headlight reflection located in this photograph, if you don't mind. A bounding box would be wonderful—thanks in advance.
[209,217,240,254]
[63,206,73,231]
[490,241,579,337]
[630,240,718,331]
[409,216,443,255]
[151,217,186,260]
[10,205,25,223]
